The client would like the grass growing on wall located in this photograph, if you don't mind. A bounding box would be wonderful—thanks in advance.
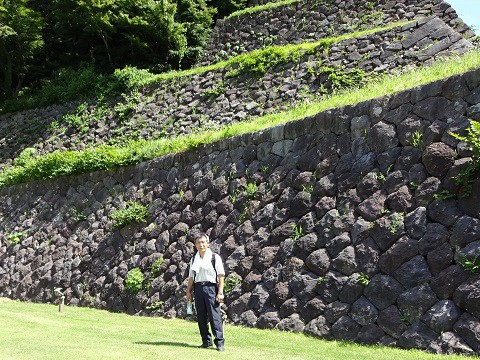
[226,0,300,19]
[0,50,479,188]
[0,299,473,360]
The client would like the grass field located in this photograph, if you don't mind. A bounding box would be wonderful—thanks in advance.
[0,298,476,360]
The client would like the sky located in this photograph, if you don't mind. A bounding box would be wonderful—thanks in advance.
[447,0,480,33]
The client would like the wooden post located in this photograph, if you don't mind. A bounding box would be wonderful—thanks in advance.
[59,296,65,313]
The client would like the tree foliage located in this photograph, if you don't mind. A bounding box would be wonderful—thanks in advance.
[0,0,44,97]
[0,0,249,103]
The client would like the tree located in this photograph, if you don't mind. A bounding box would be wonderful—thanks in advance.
[174,0,216,68]
[207,0,248,20]
[0,0,44,98]
[49,0,190,70]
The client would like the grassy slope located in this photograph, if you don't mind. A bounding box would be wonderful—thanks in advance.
[132,20,413,86]
[0,299,474,360]
[1,49,479,188]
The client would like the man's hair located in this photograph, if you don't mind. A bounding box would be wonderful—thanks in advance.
[195,232,209,243]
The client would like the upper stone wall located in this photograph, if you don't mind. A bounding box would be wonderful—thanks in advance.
[198,0,475,66]
[0,17,473,169]
[0,68,479,356]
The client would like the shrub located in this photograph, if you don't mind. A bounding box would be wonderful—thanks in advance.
[150,257,164,277]
[6,231,26,245]
[244,182,258,200]
[223,274,242,296]
[13,148,36,167]
[125,268,144,293]
[459,254,480,274]
[452,120,480,196]
[1,64,108,114]
[109,201,149,228]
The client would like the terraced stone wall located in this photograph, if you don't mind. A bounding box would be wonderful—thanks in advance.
[199,0,475,66]
[1,69,479,355]
[0,17,473,170]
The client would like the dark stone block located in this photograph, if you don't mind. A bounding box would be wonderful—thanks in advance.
[289,273,318,304]
[304,316,332,339]
[293,233,318,259]
[453,275,480,318]
[242,270,262,292]
[442,74,472,100]
[356,324,385,345]
[331,315,361,341]
[262,262,282,290]
[356,190,387,222]
[317,271,348,303]
[431,265,469,299]
[377,305,407,338]
[413,97,450,121]
[249,283,270,313]
[415,177,441,207]
[419,223,449,256]
[297,148,321,172]
[238,309,257,327]
[276,314,305,332]
[331,246,358,276]
[453,312,480,353]
[379,236,418,274]
[370,214,405,251]
[427,243,454,275]
[254,246,278,273]
[397,283,437,322]
[270,282,291,309]
[404,207,427,239]
[386,186,415,213]
[338,274,364,304]
[450,216,480,248]
[398,320,439,350]
[257,310,281,329]
[364,274,404,310]
[355,238,381,276]
[393,255,432,289]
[427,332,474,355]
[422,300,462,333]
[300,297,326,323]
[350,296,378,326]
[428,199,463,227]
[280,297,301,318]
[356,173,382,200]
[367,122,398,154]
[422,142,456,178]
[326,232,351,258]
[305,249,330,276]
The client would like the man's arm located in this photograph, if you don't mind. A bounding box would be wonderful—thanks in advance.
[186,277,194,301]
[216,274,225,303]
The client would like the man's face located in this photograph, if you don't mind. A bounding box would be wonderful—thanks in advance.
[195,237,209,253]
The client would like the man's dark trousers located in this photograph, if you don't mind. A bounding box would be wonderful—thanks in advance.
[194,282,224,347]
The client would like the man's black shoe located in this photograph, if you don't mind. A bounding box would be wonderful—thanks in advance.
[217,346,225,352]
[198,344,212,348]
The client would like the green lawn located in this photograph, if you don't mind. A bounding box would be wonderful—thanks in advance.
[0,298,475,360]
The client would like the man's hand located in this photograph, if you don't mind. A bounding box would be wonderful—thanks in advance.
[186,289,192,302]
[216,293,224,303]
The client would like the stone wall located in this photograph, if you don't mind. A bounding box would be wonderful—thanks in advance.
[1,68,479,355]
[0,17,473,170]
[198,0,475,66]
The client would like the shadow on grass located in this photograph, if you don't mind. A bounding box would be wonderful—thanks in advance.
[135,341,197,348]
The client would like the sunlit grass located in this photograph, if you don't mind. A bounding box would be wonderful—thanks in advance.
[226,0,299,19]
[0,299,474,360]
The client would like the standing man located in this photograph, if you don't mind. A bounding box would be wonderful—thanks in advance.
[186,233,225,351]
